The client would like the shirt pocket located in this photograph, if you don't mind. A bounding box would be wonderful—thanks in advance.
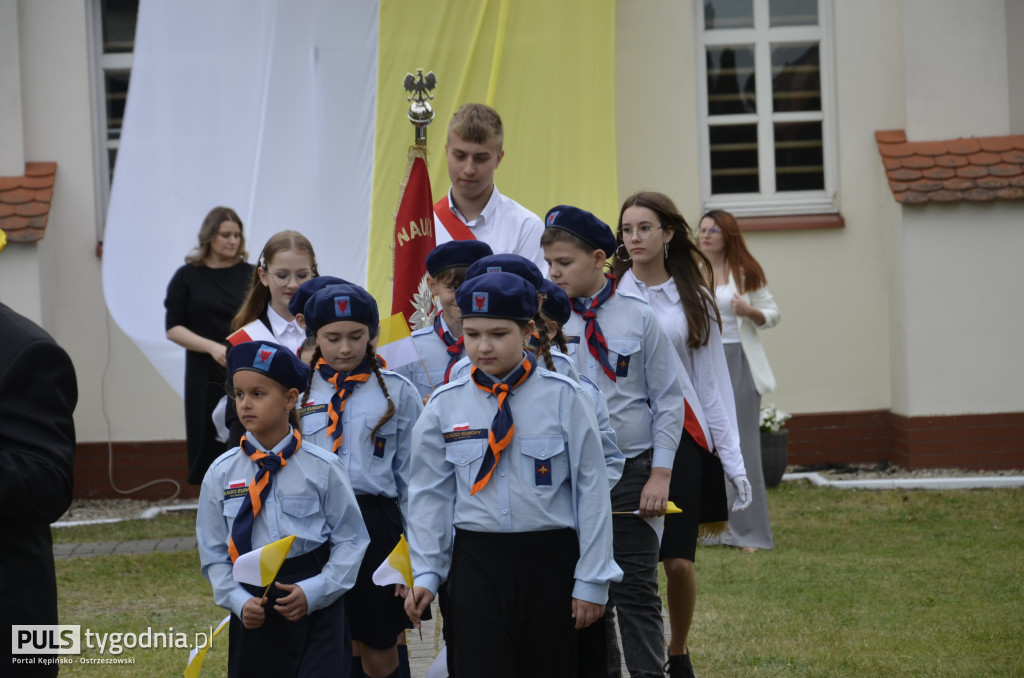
[518,434,568,491]
[606,337,642,380]
[279,495,323,535]
[301,408,330,439]
[444,439,487,490]
[365,414,399,465]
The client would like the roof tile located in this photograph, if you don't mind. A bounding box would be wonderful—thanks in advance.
[955,165,989,179]
[967,151,1001,166]
[995,187,1024,200]
[879,142,915,158]
[946,138,981,155]
[0,162,57,244]
[910,179,943,193]
[929,190,963,202]
[935,154,969,168]
[875,130,1024,205]
[903,155,936,169]
[976,176,1010,190]
[1000,150,1024,164]
[922,167,956,180]
[875,130,907,144]
[964,188,996,201]
[979,137,1014,153]
[988,163,1022,178]
[942,177,974,191]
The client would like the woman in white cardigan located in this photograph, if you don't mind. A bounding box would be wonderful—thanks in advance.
[699,209,780,551]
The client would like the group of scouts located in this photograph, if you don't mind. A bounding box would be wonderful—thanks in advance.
[196,103,752,678]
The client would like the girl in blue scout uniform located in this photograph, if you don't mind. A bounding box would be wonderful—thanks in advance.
[404,272,621,678]
[300,283,423,678]
[197,340,370,678]
[397,240,492,400]
[541,205,688,678]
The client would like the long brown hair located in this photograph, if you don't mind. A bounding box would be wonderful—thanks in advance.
[612,192,720,349]
[186,206,248,265]
[701,209,766,293]
[232,230,319,331]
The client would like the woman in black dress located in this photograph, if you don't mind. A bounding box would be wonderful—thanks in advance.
[165,206,253,484]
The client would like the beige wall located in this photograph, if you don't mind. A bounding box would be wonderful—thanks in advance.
[899,203,1024,415]
[9,0,184,443]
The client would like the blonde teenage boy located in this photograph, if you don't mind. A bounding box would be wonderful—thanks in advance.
[433,103,547,275]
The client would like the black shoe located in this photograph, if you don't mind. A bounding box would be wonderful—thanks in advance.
[664,652,697,678]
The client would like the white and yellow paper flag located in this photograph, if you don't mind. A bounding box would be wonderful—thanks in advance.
[372,534,414,588]
[183,614,230,678]
[636,500,683,545]
[232,534,296,587]
[376,312,420,369]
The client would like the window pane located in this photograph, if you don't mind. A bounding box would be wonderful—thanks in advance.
[774,121,823,191]
[769,0,818,26]
[105,71,130,141]
[704,0,754,30]
[710,125,759,194]
[101,0,139,53]
[707,46,756,115]
[771,42,820,112]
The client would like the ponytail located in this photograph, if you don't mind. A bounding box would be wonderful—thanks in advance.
[367,344,396,440]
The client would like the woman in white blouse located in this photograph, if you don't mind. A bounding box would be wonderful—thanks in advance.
[698,209,780,553]
[613,192,750,678]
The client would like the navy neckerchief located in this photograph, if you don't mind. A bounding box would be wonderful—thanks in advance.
[571,274,618,381]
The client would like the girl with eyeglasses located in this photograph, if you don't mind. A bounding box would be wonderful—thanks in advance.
[612,192,750,678]
[698,208,780,555]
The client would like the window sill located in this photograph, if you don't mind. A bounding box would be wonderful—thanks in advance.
[736,213,845,232]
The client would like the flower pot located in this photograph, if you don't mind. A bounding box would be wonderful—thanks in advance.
[760,429,789,488]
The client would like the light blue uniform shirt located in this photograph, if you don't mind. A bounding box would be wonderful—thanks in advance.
[452,348,624,488]
[197,428,370,618]
[301,368,422,519]
[407,360,622,605]
[563,288,686,470]
[395,317,459,400]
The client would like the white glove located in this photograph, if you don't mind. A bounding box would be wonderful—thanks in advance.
[730,475,752,512]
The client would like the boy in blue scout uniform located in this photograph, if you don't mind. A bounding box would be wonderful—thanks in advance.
[541,205,687,678]
[404,272,621,678]
[397,240,493,400]
[299,283,424,678]
[197,340,369,678]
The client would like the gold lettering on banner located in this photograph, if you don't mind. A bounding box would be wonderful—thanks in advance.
[396,218,434,248]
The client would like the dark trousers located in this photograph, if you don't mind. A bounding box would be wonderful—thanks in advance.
[448,528,579,678]
[228,543,351,678]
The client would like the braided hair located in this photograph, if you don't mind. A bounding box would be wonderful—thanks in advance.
[367,343,396,440]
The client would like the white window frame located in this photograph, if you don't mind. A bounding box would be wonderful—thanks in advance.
[86,0,134,242]
[695,0,838,217]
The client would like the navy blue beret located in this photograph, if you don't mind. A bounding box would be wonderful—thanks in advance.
[228,340,310,391]
[465,253,545,290]
[426,240,494,277]
[544,205,616,258]
[456,272,539,321]
[539,280,572,326]
[288,275,351,318]
[304,283,380,338]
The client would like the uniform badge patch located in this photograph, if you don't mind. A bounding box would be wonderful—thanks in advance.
[224,478,248,499]
[373,436,386,458]
[472,292,489,313]
[535,459,552,486]
[615,354,631,377]
[566,335,581,344]
[253,345,277,370]
[486,265,502,273]
[334,296,351,317]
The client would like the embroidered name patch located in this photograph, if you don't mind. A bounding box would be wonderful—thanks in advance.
[443,429,488,443]
[224,479,248,499]
[615,354,631,377]
[300,403,328,417]
[374,436,387,458]
[566,335,581,344]
[534,459,552,486]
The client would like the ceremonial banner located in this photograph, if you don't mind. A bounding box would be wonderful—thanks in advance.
[390,146,435,326]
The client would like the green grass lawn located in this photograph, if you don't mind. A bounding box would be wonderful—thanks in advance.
[52,512,197,544]
[53,483,1024,677]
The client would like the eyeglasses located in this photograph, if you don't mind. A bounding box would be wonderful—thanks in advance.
[620,225,664,240]
[698,226,722,236]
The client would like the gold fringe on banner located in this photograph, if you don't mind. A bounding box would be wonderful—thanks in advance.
[697,521,729,539]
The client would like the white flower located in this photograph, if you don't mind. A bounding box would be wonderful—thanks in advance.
[759,403,791,433]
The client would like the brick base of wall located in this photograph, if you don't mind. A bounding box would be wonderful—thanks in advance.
[72,410,1024,499]
[788,410,1024,471]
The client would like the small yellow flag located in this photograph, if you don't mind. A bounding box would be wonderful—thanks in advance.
[372,534,414,588]
[666,501,683,514]
[232,534,296,587]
